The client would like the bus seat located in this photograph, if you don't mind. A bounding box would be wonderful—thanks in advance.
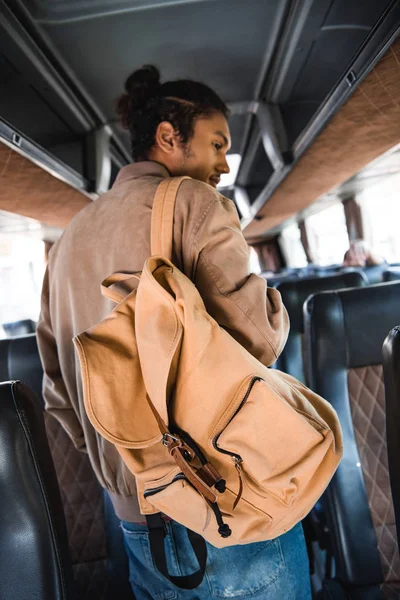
[383,326,400,555]
[0,381,75,600]
[304,282,400,597]
[0,334,43,400]
[0,335,133,600]
[272,271,367,383]
[2,319,36,337]
[263,269,300,288]
[342,265,386,285]
[383,268,400,282]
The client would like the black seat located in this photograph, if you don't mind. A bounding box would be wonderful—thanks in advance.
[304,282,400,598]
[273,271,367,383]
[0,380,75,600]
[383,268,400,282]
[361,264,387,284]
[342,264,386,284]
[0,335,133,600]
[383,326,400,555]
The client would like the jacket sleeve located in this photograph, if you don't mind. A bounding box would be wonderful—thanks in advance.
[36,267,87,452]
[192,193,289,367]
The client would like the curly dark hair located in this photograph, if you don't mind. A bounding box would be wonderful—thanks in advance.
[116,65,229,161]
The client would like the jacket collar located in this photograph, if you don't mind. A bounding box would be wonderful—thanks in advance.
[113,161,170,187]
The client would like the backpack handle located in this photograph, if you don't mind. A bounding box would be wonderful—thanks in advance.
[151,176,190,259]
[101,272,141,303]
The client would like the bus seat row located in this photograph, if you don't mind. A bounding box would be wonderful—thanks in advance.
[271,271,368,383]
[0,335,134,600]
[2,283,400,597]
[264,263,400,288]
[305,282,400,597]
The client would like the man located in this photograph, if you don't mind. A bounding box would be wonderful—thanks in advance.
[37,65,311,599]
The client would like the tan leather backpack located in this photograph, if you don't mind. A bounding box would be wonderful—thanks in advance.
[73,177,343,589]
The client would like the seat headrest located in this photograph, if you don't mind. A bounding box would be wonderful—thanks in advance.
[276,271,367,334]
[383,268,400,282]
[0,335,43,403]
[305,282,400,368]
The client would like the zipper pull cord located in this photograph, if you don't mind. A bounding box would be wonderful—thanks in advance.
[208,501,232,538]
[233,458,243,510]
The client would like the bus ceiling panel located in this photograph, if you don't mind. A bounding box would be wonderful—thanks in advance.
[236,0,326,185]
[236,0,338,187]
[324,0,394,29]
[0,51,76,146]
[23,0,219,24]
[0,47,87,175]
[239,144,274,198]
[226,114,247,162]
[2,0,132,165]
[265,0,394,106]
[18,0,283,157]
[242,38,400,241]
[262,0,333,105]
[238,0,397,188]
[281,27,375,146]
[1,2,95,134]
[241,1,400,231]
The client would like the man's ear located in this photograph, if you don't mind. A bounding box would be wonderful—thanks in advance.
[155,121,179,155]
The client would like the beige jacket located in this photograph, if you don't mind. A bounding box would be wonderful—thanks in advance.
[37,161,289,522]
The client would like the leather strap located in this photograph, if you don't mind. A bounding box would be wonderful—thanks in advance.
[146,513,207,590]
[151,177,189,259]
[145,394,218,504]
[169,443,217,504]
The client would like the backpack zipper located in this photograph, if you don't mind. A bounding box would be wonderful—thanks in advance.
[144,473,187,498]
[212,376,263,509]
[212,376,263,463]
[144,473,232,538]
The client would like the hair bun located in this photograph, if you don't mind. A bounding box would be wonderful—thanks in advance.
[116,65,161,129]
[125,65,161,108]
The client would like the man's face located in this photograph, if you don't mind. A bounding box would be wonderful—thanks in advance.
[175,112,232,188]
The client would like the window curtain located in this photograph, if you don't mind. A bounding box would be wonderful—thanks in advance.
[299,222,312,264]
[251,239,283,272]
[343,196,364,242]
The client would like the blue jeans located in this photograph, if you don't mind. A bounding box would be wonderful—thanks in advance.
[121,519,311,599]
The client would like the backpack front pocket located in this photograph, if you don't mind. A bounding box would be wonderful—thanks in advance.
[144,473,212,536]
[211,375,327,506]
[144,473,272,547]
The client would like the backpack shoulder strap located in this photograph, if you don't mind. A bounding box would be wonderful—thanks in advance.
[99,176,188,304]
[151,176,190,259]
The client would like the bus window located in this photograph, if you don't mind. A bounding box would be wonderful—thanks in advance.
[305,203,349,266]
[278,223,308,269]
[217,154,241,189]
[358,172,400,264]
[0,217,46,336]
[249,246,261,274]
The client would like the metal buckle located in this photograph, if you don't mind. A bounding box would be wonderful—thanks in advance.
[161,433,180,447]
